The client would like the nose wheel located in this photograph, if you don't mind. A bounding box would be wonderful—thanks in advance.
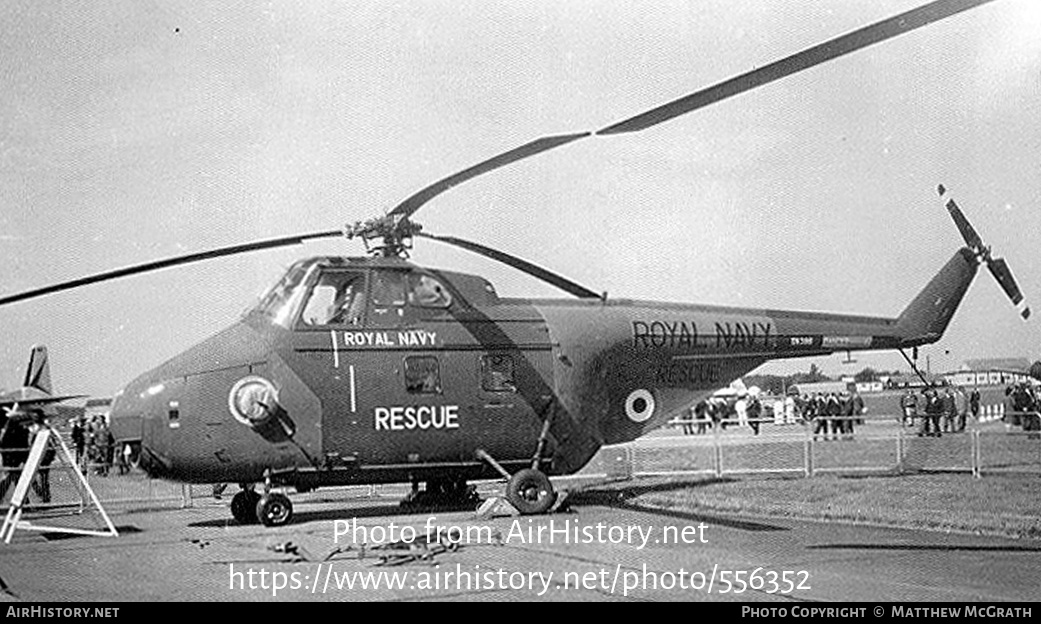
[256,492,293,527]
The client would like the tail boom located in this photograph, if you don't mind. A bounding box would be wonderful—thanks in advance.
[891,247,978,348]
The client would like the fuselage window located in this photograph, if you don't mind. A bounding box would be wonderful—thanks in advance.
[481,354,516,393]
[409,274,452,308]
[404,355,442,395]
[299,272,367,326]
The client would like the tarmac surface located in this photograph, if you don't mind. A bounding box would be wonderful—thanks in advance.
[1,486,1038,602]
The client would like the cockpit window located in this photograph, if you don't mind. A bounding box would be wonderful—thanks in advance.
[408,274,452,308]
[371,271,407,307]
[300,271,367,326]
[249,261,313,326]
[367,270,407,325]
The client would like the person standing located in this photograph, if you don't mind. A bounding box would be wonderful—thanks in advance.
[71,417,85,466]
[900,390,917,427]
[103,426,115,476]
[682,405,695,436]
[735,394,749,431]
[694,400,709,435]
[969,387,981,421]
[784,394,797,425]
[747,394,762,436]
[918,388,933,437]
[955,386,968,432]
[826,392,842,440]
[942,387,958,433]
[926,388,944,437]
[848,389,865,438]
[773,397,785,426]
[0,419,31,502]
[28,423,55,503]
[811,393,827,440]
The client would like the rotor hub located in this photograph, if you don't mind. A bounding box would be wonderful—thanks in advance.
[344,215,423,258]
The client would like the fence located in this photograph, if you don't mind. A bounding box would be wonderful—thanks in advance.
[594,415,1040,481]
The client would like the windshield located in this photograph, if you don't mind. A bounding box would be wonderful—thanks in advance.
[248,260,317,326]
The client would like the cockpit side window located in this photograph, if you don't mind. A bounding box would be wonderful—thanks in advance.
[408,273,452,309]
[299,271,367,327]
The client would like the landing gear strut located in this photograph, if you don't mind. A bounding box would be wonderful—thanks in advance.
[504,405,559,514]
[475,448,557,515]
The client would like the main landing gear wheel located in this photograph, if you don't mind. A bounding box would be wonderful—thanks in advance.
[506,468,556,515]
[256,493,293,527]
[230,490,261,524]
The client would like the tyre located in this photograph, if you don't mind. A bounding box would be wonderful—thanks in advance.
[231,490,261,524]
[256,493,293,527]
[506,468,556,515]
[1026,414,1041,432]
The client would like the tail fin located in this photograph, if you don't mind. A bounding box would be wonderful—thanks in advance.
[23,344,52,394]
[894,248,978,347]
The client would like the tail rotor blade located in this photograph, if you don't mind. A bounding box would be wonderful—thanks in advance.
[987,257,1030,319]
[938,184,983,250]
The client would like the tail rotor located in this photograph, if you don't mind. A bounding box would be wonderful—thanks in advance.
[939,185,1030,320]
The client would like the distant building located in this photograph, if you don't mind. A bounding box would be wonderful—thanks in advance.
[942,358,1032,387]
[789,380,853,396]
[964,358,1031,371]
[854,381,884,393]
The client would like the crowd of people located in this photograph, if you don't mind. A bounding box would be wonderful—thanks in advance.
[70,415,128,476]
[898,386,976,437]
[0,418,56,503]
[681,380,1041,439]
[682,389,867,439]
[1004,382,1041,431]
[0,413,133,507]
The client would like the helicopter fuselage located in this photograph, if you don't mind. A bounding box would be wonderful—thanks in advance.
[109,248,977,490]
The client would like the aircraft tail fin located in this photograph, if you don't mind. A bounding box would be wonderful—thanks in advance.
[23,345,52,395]
[894,248,978,347]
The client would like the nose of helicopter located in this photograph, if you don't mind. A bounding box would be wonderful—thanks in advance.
[109,372,174,479]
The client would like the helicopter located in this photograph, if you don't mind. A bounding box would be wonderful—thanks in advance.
[0,0,1029,526]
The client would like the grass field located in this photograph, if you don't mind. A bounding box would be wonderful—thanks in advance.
[578,408,1040,540]
[573,472,1041,540]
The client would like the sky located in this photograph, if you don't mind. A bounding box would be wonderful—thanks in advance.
[1,0,1040,397]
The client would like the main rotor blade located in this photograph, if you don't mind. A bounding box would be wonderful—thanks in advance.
[389,0,998,221]
[598,0,999,135]
[416,232,601,300]
[0,229,342,307]
[388,133,590,220]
